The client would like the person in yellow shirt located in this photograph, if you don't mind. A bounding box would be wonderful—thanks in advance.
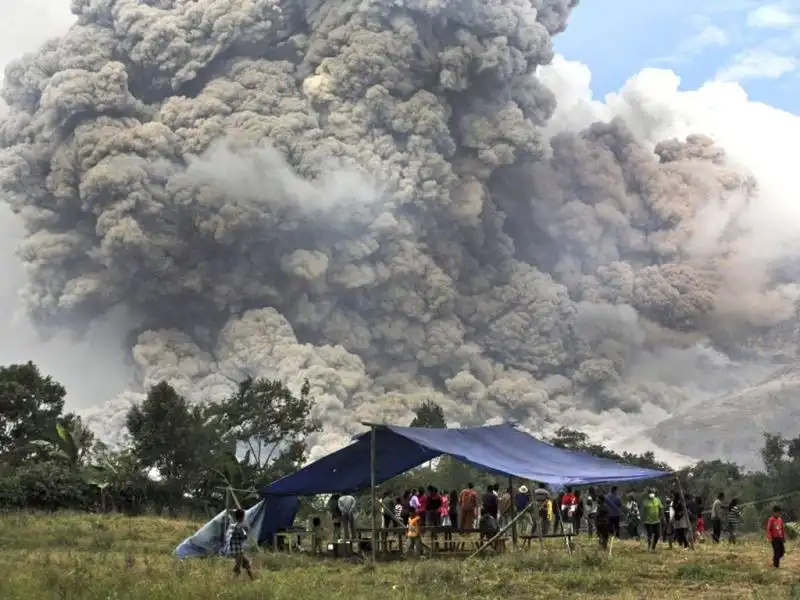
[407,509,423,556]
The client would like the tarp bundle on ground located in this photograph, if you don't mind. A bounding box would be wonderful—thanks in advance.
[175,496,298,559]
[263,423,670,496]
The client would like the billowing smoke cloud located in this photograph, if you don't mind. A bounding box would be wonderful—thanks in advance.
[1,0,799,461]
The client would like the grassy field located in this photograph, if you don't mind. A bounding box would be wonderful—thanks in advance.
[0,513,798,600]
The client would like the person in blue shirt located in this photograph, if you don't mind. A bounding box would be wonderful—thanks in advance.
[515,485,532,533]
[606,486,622,538]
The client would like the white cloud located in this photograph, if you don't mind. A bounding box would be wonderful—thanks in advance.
[746,5,797,28]
[692,24,731,49]
[715,48,797,81]
[653,24,730,65]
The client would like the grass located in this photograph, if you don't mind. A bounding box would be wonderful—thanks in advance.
[0,513,798,600]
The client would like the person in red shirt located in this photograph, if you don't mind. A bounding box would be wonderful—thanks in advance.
[459,483,479,530]
[767,505,786,568]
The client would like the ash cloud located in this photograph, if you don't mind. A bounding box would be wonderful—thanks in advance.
[1,0,798,458]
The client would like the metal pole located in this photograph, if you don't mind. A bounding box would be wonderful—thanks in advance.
[370,425,378,562]
[674,472,695,550]
[509,476,518,549]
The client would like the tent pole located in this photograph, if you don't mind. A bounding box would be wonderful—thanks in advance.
[466,501,534,560]
[370,425,378,563]
[674,472,695,550]
[509,475,518,550]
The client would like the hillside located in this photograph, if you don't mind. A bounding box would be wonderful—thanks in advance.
[648,364,800,470]
[0,513,797,599]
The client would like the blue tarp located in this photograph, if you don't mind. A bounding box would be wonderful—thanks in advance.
[175,496,298,559]
[263,423,670,496]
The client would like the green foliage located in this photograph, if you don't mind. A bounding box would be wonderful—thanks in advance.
[409,399,446,429]
[213,377,320,483]
[0,361,67,464]
[3,359,800,526]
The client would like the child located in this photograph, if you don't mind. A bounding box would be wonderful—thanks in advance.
[228,508,254,580]
[727,499,741,544]
[695,514,706,543]
[394,497,404,523]
[766,505,786,568]
[407,508,423,556]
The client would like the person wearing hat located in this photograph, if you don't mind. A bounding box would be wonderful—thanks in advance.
[515,485,532,534]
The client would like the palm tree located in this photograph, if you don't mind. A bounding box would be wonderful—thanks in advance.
[53,418,95,468]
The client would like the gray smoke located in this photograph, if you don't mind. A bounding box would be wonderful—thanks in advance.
[1,0,797,458]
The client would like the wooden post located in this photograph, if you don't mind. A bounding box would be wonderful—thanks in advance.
[675,472,695,550]
[509,476,518,549]
[466,501,535,560]
[370,425,378,562]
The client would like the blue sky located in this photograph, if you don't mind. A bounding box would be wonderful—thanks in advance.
[554,0,800,113]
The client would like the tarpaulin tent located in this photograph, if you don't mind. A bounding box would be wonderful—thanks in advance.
[263,423,670,496]
[254,423,671,561]
[174,496,298,559]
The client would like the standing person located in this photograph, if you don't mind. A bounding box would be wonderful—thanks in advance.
[228,508,255,580]
[515,485,532,534]
[459,483,478,529]
[380,490,394,529]
[663,495,673,544]
[686,495,700,543]
[400,490,412,526]
[407,508,423,557]
[641,488,663,551]
[425,486,442,528]
[585,487,598,537]
[573,490,584,535]
[409,489,421,516]
[727,498,741,544]
[338,493,357,540]
[499,487,513,530]
[533,484,551,536]
[767,505,786,568]
[672,492,689,548]
[482,484,499,525]
[560,487,577,535]
[710,492,725,543]
[328,493,343,540]
[607,486,622,538]
[595,495,611,550]
[394,497,404,523]
[626,493,640,539]
[695,512,706,543]
[448,490,459,530]
[440,489,451,527]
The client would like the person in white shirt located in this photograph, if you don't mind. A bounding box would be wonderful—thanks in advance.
[338,494,357,540]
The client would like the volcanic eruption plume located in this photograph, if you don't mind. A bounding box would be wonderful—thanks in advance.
[1,0,798,457]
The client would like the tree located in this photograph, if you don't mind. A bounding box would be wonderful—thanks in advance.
[409,399,446,428]
[49,416,97,468]
[762,433,787,475]
[125,382,217,486]
[0,361,67,464]
[216,377,320,482]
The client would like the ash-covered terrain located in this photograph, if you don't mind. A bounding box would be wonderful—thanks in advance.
[1,0,799,462]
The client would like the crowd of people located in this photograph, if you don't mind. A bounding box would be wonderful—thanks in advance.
[320,484,787,567]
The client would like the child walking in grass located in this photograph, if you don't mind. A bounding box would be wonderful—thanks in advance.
[228,508,254,580]
[766,505,786,568]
